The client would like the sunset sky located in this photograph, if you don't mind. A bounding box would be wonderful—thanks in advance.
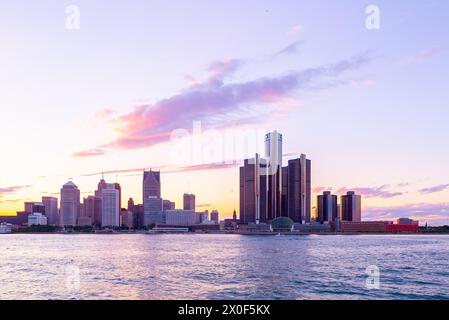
[0,0,448,224]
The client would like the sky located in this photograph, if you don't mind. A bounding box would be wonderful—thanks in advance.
[0,0,448,225]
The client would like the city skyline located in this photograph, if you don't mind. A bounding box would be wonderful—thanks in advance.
[1,1,449,225]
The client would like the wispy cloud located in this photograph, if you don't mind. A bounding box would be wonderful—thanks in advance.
[0,185,31,197]
[287,24,304,36]
[336,185,402,198]
[82,162,239,178]
[72,148,108,158]
[74,50,372,157]
[418,184,449,195]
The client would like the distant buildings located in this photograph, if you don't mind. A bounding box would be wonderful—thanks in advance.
[42,197,58,226]
[143,170,163,225]
[60,181,80,226]
[239,131,311,224]
[79,195,101,226]
[164,210,199,225]
[341,191,362,222]
[28,212,47,226]
[101,183,120,227]
[163,200,175,211]
[144,196,163,225]
[183,193,196,211]
[317,191,338,223]
[120,209,134,228]
[210,210,219,223]
[143,170,161,198]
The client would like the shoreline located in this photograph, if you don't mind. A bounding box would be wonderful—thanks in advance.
[2,231,449,236]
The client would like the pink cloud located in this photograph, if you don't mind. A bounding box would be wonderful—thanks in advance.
[74,51,372,156]
[0,185,31,197]
[336,185,402,198]
[72,148,107,158]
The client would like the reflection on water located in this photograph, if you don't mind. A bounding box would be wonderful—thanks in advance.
[1,234,449,300]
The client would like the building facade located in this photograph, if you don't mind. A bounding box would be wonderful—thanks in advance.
[60,181,80,226]
[42,197,59,226]
[341,191,362,222]
[317,191,338,223]
[183,193,196,211]
[101,184,120,227]
[144,196,163,225]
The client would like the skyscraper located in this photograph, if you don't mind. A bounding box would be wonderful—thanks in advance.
[143,170,161,199]
[183,193,196,211]
[42,196,59,226]
[163,199,176,211]
[317,191,338,223]
[286,154,311,223]
[265,131,282,220]
[60,181,80,226]
[239,154,268,224]
[211,210,219,223]
[101,184,120,227]
[82,195,102,227]
[144,196,163,225]
[341,191,362,222]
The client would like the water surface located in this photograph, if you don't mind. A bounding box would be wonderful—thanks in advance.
[1,234,448,300]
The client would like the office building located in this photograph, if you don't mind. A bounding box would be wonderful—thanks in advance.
[101,184,120,227]
[81,196,101,226]
[144,196,163,225]
[265,131,282,220]
[164,210,199,225]
[239,154,268,224]
[286,154,311,223]
[60,181,80,226]
[163,199,176,211]
[120,210,134,228]
[210,210,219,223]
[183,193,196,211]
[341,191,362,222]
[143,170,161,199]
[42,197,59,226]
[317,191,338,223]
[28,213,47,226]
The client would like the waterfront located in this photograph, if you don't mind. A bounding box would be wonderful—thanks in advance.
[1,234,449,300]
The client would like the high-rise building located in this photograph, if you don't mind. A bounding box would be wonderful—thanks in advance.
[60,181,80,226]
[163,199,176,211]
[127,198,135,212]
[265,131,283,220]
[143,170,161,199]
[317,191,338,223]
[239,154,268,224]
[32,203,45,215]
[42,197,59,226]
[120,210,134,228]
[239,132,312,225]
[341,191,362,222]
[101,184,120,227]
[286,154,311,223]
[210,210,219,223]
[82,196,101,226]
[144,196,163,225]
[95,178,121,211]
[183,193,196,211]
[24,202,36,214]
